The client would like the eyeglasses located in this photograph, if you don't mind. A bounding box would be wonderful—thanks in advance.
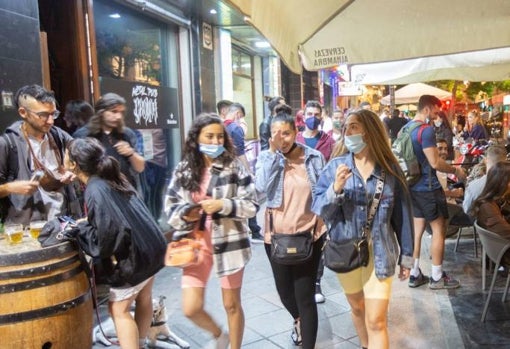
[25,108,60,120]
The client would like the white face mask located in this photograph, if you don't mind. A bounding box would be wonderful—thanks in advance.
[434,120,443,127]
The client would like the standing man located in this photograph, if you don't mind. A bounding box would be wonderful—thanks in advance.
[0,84,80,224]
[216,99,233,120]
[387,108,408,143]
[259,96,285,151]
[74,93,145,191]
[296,100,335,303]
[225,103,263,241]
[408,95,466,290]
[297,100,336,161]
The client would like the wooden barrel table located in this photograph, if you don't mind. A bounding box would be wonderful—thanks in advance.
[0,236,93,349]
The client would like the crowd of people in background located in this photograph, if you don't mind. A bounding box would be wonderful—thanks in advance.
[3,83,510,349]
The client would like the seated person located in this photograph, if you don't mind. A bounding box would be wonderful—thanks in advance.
[472,161,510,264]
[463,145,507,215]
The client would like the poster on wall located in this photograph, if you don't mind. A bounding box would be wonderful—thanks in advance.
[100,77,179,129]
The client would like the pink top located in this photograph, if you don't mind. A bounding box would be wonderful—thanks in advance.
[263,158,324,243]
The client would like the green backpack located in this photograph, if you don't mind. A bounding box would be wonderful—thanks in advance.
[392,121,427,186]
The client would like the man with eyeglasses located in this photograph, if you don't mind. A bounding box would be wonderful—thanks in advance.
[0,84,81,225]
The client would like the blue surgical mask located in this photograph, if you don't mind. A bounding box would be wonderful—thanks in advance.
[305,117,321,130]
[199,144,225,158]
[344,134,367,154]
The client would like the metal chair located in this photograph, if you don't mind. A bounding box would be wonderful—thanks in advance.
[452,212,478,257]
[474,221,510,322]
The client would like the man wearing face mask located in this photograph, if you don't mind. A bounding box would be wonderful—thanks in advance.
[296,100,335,304]
[296,100,336,162]
[407,95,467,290]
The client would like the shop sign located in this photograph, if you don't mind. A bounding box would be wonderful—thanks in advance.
[337,82,363,96]
[203,22,213,50]
[100,77,179,129]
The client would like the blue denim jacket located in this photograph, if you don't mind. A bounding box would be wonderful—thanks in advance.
[311,153,414,278]
[255,143,325,208]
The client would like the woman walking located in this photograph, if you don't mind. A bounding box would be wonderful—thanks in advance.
[165,113,256,349]
[312,109,414,349]
[255,105,326,349]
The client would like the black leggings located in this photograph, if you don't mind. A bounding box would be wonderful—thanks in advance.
[265,239,322,349]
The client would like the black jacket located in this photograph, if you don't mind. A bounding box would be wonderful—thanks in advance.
[75,176,166,287]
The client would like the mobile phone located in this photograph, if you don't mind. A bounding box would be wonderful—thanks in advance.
[30,170,45,182]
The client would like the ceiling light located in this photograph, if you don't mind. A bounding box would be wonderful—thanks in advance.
[255,41,271,48]
[209,9,217,14]
[109,13,121,19]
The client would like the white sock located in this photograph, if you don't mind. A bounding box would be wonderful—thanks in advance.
[411,259,421,277]
[431,265,443,281]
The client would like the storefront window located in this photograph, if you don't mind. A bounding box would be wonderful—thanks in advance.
[232,47,255,138]
[93,0,182,175]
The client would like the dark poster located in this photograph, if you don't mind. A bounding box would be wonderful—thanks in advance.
[100,77,179,129]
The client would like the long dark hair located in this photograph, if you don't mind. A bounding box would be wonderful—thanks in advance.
[88,93,126,135]
[175,113,236,192]
[472,161,510,216]
[68,137,135,195]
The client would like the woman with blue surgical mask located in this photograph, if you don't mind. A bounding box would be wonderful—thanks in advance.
[165,113,256,349]
[312,109,414,349]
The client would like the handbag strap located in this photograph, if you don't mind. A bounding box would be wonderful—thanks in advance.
[269,209,317,236]
[364,170,385,236]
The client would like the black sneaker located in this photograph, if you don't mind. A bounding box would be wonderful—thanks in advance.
[408,268,429,288]
[429,272,460,289]
[250,231,264,244]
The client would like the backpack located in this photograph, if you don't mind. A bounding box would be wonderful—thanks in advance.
[392,121,427,186]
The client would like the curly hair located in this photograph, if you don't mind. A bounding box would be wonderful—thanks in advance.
[175,113,236,192]
[331,109,407,188]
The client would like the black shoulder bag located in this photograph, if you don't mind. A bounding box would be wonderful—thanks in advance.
[324,171,385,273]
[269,210,316,265]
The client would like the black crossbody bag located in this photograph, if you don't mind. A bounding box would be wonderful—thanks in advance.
[269,210,316,265]
[324,171,385,273]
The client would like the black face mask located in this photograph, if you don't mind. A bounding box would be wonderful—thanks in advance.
[283,142,297,155]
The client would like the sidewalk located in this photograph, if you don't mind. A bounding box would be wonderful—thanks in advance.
[91,227,510,348]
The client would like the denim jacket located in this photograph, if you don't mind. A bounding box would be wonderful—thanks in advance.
[255,143,325,208]
[311,153,414,278]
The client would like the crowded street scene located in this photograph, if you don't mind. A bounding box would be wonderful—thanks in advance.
[1,0,510,348]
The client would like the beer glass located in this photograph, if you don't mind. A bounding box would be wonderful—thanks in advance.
[5,224,24,244]
[29,220,46,239]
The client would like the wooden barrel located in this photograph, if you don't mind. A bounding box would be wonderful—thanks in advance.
[0,237,93,349]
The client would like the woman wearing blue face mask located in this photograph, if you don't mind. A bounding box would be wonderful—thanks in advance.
[312,109,414,349]
[165,113,257,349]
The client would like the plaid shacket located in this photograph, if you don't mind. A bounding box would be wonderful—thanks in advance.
[165,158,256,277]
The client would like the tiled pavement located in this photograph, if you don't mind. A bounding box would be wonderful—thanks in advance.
[92,224,510,349]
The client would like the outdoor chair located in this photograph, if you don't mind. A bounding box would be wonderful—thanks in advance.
[453,212,478,257]
[474,221,510,322]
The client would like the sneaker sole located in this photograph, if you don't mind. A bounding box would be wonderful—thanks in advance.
[429,283,461,290]
[408,277,429,288]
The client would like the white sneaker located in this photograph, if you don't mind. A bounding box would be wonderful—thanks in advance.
[206,331,230,349]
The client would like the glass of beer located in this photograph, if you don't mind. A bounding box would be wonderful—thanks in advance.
[29,220,46,239]
[5,224,24,244]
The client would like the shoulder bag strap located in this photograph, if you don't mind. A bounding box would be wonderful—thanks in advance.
[364,170,385,237]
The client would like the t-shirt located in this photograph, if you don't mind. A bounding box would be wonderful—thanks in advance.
[225,121,245,156]
[410,124,442,192]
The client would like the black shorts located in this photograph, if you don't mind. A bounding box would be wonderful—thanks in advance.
[411,189,448,221]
